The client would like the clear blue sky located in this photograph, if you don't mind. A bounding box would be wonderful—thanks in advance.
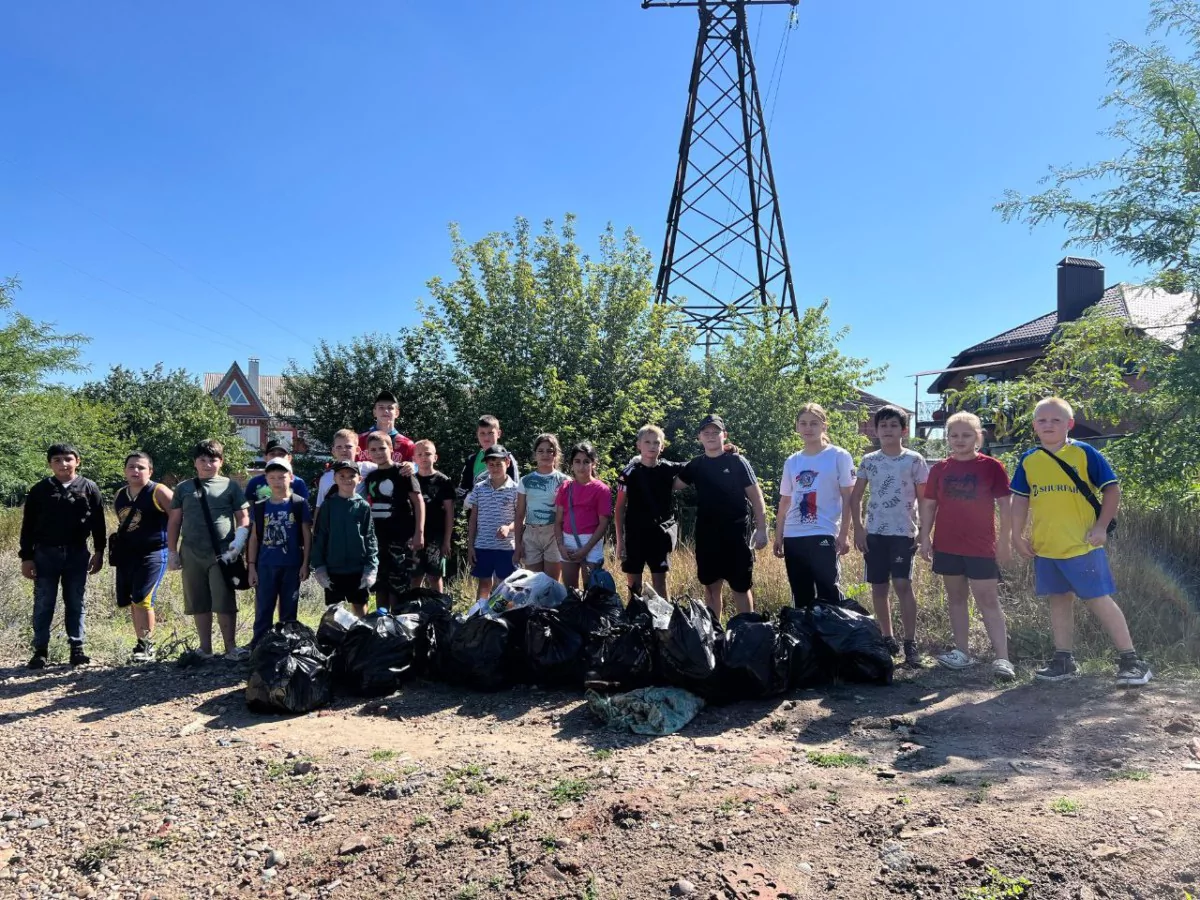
[1,0,1155,411]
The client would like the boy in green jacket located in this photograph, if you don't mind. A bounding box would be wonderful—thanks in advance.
[312,461,379,617]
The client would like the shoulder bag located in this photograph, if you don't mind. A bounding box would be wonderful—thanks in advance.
[194,479,251,590]
[1037,447,1117,535]
[107,485,141,567]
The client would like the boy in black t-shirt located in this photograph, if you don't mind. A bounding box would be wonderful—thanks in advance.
[615,425,681,600]
[674,415,769,619]
[362,431,424,611]
[412,439,455,592]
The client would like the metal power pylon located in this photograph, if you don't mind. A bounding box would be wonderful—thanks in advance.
[644,0,799,343]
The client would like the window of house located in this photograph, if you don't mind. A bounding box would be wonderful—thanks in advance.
[238,425,260,451]
[225,382,248,406]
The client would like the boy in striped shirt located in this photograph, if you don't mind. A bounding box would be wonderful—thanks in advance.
[464,445,519,601]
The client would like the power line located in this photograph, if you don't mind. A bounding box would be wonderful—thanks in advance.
[3,235,293,367]
[1,156,316,348]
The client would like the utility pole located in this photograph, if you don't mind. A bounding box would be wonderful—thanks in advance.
[644,0,800,344]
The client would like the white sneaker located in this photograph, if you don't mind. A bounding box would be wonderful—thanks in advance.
[224,646,250,662]
[936,649,975,670]
[991,658,1016,681]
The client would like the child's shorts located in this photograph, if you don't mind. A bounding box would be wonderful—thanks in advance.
[115,549,167,609]
[414,544,447,578]
[562,534,604,565]
[1034,549,1116,600]
[521,523,561,565]
[932,551,1000,581]
[472,547,517,581]
[621,527,673,575]
[864,534,916,584]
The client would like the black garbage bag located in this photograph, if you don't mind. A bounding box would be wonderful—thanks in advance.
[448,614,511,691]
[658,597,718,688]
[627,589,673,631]
[524,607,587,687]
[499,605,536,685]
[808,604,894,685]
[835,596,872,617]
[584,619,657,691]
[391,588,454,675]
[338,612,421,697]
[778,607,828,688]
[427,613,463,682]
[723,612,792,698]
[316,603,360,655]
[246,622,332,714]
[559,586,625,637]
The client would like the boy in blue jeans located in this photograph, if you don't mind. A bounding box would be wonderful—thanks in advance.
[19,443,107,668]
[1011,396,1151,686]
[247,457,312,648]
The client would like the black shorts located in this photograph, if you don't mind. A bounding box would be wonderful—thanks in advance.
[932,551,999,581]
[115,550,168,609]
[375,542,417,598]
[621,527,673,575]
[413,544,446,578]
[694,520,753,593]
[864,534,916,585]
[325,571,370,608]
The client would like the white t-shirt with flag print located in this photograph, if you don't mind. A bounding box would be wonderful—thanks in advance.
[779,445,856,538]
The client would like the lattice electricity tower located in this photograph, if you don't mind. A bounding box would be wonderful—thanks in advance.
[644,0,799,342]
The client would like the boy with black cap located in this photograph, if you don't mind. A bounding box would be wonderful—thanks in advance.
[674,415,769,618]
[312,460,378,616]
[244,437,310,504]
[246,456,312,647]
[357,390,415,465]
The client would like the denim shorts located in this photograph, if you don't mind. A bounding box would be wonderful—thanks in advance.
[1034,548,1116,600]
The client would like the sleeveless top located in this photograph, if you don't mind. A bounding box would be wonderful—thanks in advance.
[114,482,169,555]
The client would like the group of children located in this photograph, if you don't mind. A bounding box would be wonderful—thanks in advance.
[17,389,1151,687]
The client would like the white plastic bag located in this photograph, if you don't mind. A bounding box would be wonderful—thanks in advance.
[480,569,569,614]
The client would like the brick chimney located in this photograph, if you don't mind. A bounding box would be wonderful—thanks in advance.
[1057,257,1105,324]
[248,357,260,396]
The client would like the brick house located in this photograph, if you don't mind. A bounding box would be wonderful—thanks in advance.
[842,390,913,443]
[915,257,1195,448]
[204,357,308,461]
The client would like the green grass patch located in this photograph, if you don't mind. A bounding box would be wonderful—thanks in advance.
[961,866,1032,899]
[370,749,400,762]
[937,774,959,785]
[1105,768,1152,782]
[74,838,127,873]
[1049,797,1079,814]
[806,750,867,769]
[591,749,613,760]
[549,777,591,805]
[412,814,431,828]
[444,795,464,812]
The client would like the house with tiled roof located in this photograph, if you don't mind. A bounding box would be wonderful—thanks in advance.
[841,389,913,442]
[917,257,1196,444]
[204,358,308,461]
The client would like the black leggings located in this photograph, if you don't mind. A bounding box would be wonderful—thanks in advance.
[783,536,843,608]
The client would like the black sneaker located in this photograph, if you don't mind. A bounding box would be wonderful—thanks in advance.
[883,636,901,657]
[903,641,924,669]
[1034,655,1079,682]
[27,649,48,670]
[131,640,155,664]
[1116,657,1152,686]
[69,648,91,667]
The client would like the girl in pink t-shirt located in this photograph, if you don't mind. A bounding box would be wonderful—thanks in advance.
[554,441,612,589]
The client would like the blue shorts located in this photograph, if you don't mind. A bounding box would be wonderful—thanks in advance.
[1034,549,1116,600]
[472,547,516,581]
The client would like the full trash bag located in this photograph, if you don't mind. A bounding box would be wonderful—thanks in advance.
[658,597,718,688]
[474,569,568,615]
[427,613,463,682]
[723,612,792,698]
[338,612,421,697]
[558,586,625,638]
[778,606,827,688]
[246,622,332,714]
[808,603,894,685]
[584,619,657,691]
[316,603,360,655]
[391,588,454,674]
[524,607,586,687]
[627,586,673,631]
[448,614,511,691]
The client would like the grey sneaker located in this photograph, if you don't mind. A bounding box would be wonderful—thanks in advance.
[1034,655,1079,683]
[130,641,155,664]
[224,646,251,662]
[991,658,1016,681]
[903,641,923,669]
[1116,657,1152,686]
[936,649,975,670]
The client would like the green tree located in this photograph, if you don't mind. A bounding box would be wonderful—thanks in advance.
[81,364,251,483]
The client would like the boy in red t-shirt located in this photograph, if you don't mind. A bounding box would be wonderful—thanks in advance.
[917,412,1015,681]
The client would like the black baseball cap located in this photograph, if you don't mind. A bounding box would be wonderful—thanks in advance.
[697,414,727,433]
[374,390,397,405]
[264,436,292,455]
[482,444,509,461]
[331,459,358,473]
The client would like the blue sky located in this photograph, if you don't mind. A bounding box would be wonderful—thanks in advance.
[1,0,1155,411]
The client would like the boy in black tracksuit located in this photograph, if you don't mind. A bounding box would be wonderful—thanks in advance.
[18,443,107,669]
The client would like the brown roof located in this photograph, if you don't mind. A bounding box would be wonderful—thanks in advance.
[204,367,292,417]
[842,389,911,416]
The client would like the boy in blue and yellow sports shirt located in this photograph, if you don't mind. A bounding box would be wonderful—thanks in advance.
[1011,397,1150,686]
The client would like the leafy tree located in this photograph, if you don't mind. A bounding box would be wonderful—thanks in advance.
[0,277,87,395]
[81,364,251,483]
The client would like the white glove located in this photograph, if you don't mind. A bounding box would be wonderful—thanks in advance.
[360,569,377,590]
[167,550,182,571]
[314,568,331,590]
[226,526,249,556]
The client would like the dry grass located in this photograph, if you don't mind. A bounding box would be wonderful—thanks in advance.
[1,506,1197,669]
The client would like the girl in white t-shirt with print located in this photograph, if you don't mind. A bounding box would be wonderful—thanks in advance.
[772,403,856,607]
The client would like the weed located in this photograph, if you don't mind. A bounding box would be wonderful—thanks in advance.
[592,749,613,760]
[580,876,600,900]
[74,838,127,873]
[769,718,789,733]
[806,750,867,769]
[967,787,990,804]
[540,835,562,850]
[781,783,799,795]
[504,810,531,828]
[455,884,480,900]
[807,781,819,790]
[937,774,958,785]
[231,787,249,806]
[961,866,1032,899]
[549,777,590,805]
[413,814,431,827]
[1105,768,1152,782]
[380,835,395,846]
[1049,797,1079,815]
[146,835,175,851]
[265,760,291,780]
[444,795,464,811]
[371,749,400,762]
[718,796,738,815]
[826,791,841,805]
[488,875,506,890]
[895,794,911,806]
[465,779,489,796]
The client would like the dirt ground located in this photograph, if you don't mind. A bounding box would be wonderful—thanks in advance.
[1,659,1198,900]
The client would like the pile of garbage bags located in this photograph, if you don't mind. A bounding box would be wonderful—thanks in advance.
[245,567,894,714]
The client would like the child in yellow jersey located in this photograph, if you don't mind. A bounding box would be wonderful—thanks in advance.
[1011,397,1150,686]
